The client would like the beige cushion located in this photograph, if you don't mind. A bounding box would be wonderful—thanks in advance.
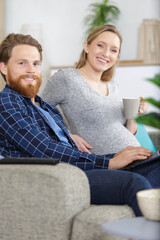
[71,205,135,240]
[0,163,90,240]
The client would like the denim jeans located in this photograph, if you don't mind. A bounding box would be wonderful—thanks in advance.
[85,157,160,216]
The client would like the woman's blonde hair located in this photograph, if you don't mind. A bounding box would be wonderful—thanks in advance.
[76,25,122,82]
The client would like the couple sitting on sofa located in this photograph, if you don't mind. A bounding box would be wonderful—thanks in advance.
[0,28,159,217]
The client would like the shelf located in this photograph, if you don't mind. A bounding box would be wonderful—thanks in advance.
[118,59,160,67]
[50,61,160,75]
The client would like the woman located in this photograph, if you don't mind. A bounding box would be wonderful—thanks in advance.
[41,26,160,216]
[42,25,151,155]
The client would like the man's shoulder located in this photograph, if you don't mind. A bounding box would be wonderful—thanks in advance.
[0,86,27,111]
[0,86,23,102]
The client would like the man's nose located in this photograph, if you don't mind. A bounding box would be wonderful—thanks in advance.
[26,63,35,73]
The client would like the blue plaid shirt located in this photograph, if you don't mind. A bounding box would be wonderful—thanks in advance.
[0,85,114,170]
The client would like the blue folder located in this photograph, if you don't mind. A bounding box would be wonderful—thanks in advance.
[136,123,157,153]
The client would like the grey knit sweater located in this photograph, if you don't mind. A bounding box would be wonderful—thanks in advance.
[42,68,140,154]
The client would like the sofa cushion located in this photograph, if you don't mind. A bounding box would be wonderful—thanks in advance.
[0,163,90,240]
[149,131,160,151]
[71,205,135,240]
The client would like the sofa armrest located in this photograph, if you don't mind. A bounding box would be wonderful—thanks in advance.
[0,163,90,240]
[149,131,160,151]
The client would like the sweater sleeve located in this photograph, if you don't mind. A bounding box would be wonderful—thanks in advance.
[41,69,68,106]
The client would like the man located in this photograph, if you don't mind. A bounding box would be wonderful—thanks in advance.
[0,33,159,216]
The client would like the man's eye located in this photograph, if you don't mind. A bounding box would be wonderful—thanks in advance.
[111,49,117,53]
[34,62,40,66]
[19,62,24,65]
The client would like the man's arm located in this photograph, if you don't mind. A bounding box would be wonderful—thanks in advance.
[1,107,152,171]
[0,98,111,170]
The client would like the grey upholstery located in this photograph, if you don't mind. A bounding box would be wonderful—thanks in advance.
[0,132,159,239]
[0,162,135,240]
[71,205,134,240]
[149,131,160,151]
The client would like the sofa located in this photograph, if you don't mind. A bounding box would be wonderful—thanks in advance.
[0,132,159,240]
[149,131,160,151]
[0,162,135,240]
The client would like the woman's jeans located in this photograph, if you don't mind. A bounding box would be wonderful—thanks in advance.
[85,158,160,216]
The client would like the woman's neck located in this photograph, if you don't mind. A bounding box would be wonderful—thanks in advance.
[79,64,102,83]
[78,64,108,96]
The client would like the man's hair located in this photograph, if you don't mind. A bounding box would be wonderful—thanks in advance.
[76,24,122,82]
[0,33,43,81]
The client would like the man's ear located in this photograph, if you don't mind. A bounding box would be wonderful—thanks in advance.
[0,62,7,75]
[84,41,89,54]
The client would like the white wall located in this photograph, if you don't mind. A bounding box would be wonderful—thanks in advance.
[114,0,160,60]
[115,65,160,103]
[5,0,160,91]
[4,0,160,132]
[5,0,160,62]
[114,65,160,132]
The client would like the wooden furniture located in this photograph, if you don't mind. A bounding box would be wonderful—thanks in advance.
[0,0,5,91]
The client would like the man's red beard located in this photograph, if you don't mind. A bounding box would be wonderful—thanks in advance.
[7,70,42,98]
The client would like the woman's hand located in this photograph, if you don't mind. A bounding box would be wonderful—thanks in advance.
[70,134,92,154]
[108,146,152,170]
[139,96,149,114]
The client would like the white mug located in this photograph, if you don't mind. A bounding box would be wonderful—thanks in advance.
[123,98,140,119]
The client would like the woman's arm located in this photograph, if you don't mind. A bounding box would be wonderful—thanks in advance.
[125,119,137,135]
[125,97,149,134]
